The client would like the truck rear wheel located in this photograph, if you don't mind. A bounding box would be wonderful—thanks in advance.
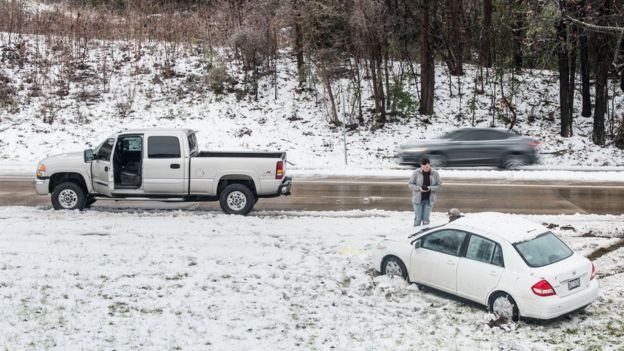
[219,184,255,215]
[51,182,86,210]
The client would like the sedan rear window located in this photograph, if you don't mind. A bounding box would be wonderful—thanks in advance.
[513,232,573,268]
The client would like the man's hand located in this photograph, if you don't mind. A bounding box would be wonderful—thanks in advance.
[421,185,429,192]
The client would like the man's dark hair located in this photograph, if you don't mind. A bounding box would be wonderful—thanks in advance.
[420,158,430,166]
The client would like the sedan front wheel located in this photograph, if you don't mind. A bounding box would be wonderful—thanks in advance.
[381,256,409,280]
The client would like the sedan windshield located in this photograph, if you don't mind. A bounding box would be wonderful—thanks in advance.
[513,232,573,267]
[440,130,463,139]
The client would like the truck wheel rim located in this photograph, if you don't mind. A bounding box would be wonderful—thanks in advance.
[227,191,247,211]
[492,296,514,320]
[385,260,403,277]
[58,189,78,208]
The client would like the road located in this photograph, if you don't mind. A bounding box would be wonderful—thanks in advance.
[1,176,623,215]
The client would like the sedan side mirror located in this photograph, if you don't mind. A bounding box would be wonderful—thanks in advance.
[414,240,421,249]
[84,149,95,163]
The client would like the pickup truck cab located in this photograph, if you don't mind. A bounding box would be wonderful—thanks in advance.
[33,129,292,215]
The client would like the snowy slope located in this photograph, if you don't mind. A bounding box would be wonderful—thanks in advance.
[1,32,623,172]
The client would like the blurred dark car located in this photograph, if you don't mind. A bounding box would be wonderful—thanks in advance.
[397,128,540,169]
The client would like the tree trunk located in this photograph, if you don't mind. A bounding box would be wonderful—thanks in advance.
[419,0,435,115]
[593,0,612,145]
[377,46,387,125]
[319,60,340,126]
[511,0,524,71]
[480,0,493,68]
[293,0,304,86]
[447,0,464,75]
[568,28,577,137]
[594,54,608,145]
[579,1,592,117]
[370,52,383,121]
[557,14,572,137]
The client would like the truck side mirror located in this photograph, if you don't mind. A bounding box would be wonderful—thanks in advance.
[414,240,421,249]
[84,149,95,163]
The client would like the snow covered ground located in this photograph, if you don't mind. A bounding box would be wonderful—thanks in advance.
[1,207,623,350]
[1,32,623,172]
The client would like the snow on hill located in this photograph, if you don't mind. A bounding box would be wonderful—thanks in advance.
[1,32,623,170]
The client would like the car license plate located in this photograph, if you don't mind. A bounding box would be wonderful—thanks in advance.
[568,278,580,290]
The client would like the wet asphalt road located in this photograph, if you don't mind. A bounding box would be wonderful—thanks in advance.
[1,176,623,215]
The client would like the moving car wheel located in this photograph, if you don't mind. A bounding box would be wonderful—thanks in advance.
[219,184,256,215]
[425,154,447,168]
[501,154,527,169]
[51,182,86,210]
[490,292,519,322]
[381,256,409,280]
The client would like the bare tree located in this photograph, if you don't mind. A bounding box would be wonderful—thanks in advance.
[419,0,436,115]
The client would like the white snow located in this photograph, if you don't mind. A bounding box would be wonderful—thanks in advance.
[1,31,623,176]
[0,207,623,349]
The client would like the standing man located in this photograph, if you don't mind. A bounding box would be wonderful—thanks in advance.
[408,158,442,226]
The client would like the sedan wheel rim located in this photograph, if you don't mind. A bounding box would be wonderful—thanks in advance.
[492,296,514,320]
[58,189,78,209]
[227,191,247,211]
[385,260,403,278]
[504,156,525,169]
[428,156,445,168]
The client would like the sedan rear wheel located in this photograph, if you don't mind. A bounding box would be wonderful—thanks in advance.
[381,256,409,280]
[502,154,527,169]
[490,293,519,322]
[426,154,447,168]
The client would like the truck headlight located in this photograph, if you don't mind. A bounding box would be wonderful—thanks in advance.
[36,163,46,178]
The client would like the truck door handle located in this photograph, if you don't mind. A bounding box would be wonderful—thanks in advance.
[170,164,180,169]
[104,166,108,172]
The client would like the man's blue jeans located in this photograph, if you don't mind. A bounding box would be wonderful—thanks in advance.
[414,200,432,226]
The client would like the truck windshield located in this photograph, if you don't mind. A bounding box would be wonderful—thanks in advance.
[513,232,573,268]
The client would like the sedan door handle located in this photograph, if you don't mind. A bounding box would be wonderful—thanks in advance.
[489,271,499,277]
[446,260,455,266]
[170,164,180,169]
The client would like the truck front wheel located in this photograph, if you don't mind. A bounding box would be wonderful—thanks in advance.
[219,184,255,215]
[51,182,86,210]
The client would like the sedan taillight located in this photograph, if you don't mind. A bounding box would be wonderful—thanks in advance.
[591,262,596,280]
[528,140,540,147]
[531,279,556,297]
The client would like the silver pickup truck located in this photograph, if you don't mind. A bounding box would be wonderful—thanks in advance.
[33,129,292,215]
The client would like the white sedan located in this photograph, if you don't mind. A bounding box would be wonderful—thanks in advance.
[372,212,599,321]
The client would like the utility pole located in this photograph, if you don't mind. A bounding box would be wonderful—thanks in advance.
[341,90,348,165]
